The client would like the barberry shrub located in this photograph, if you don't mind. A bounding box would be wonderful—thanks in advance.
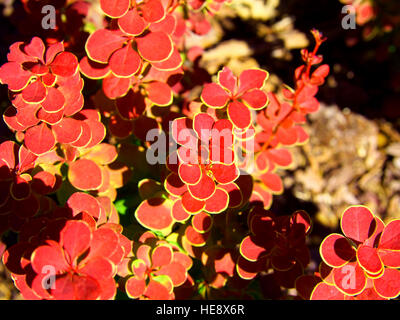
[0,0,398,300]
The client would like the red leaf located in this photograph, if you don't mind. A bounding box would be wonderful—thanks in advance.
[355,287,386,300]
[135,198,174,231]
[227,101,251,129]
[310,282,345,300]
[378,249,400,268]
[340,206,375,243]
[84,119,106,148]
[133,116,159,141]
[185,225,209,246]
[319,233,356,267]
[144,278,172,300]
[52,118,83,144]
[211,163,239,184]
[267,148,292,167]
[236,255,263,280]
[170,117,194,146]
[83,143,118,165]
[108,114,133,138]
[50,52,78,77]
[237,68,268,94]
[18,144,37,172]
[70,122,92,148]
[10,174,31,200]
[109,45,141,78]
[22,80,47,103]
[357,245,383,275]
[126,276,146,298]
[141,0,165,23]
[53,273,101,300]
[79,57,110,79]
[240,89,268,110]
[31,171,56,195]
[136,31,173,63]
[7,42,36,64]
[379,219,400,251]
[24,123,56,155]
[3,106,27,132]
[67,192,101,219]
[155,262,187,286]
[41,87,65,113]
[150,14,176,34]
[85,29,126,63]
[178,163,201,185]
[100,0,130,18]
[151,48,182,71]
[146,81,173,106]
[169,200,189,224]
[152,245,173,268]
[61,220,92,262]
[37,108,64,125]
[187,174,215,200]
[204,187,229,214]
[31,243,69,274]
[201,83,230,108]
[79,256,115,282]
[181,191,205,214]
[373,268,400,299]
[102,73,131,99]
[130,259,148,278]
[45,42,64,65]
[68,159,103,191]
[0,62,32,91]
[23,37,45,62]
[192,212,212,233]
[86,228,120,260]
[240,236,267,262]
[164,172,187,197]
[173,252,192,270]
[290,210,312,234]
[218,67,236,94]
[193,112,214,141]
[63,94,84,117]
[118,9,148,36]
[260,172,283,194]
[0,140,17,169]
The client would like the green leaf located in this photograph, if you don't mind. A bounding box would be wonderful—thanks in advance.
[115,199,129,215]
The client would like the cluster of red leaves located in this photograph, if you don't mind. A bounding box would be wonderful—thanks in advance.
[2,193,131,300]
[0,140,58,234]
[300,206,400,300]
[81,0,182,100]
[0,37,108,157]
[246,29,329,208]
[121,231,192,300]
[237,207,312,288]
